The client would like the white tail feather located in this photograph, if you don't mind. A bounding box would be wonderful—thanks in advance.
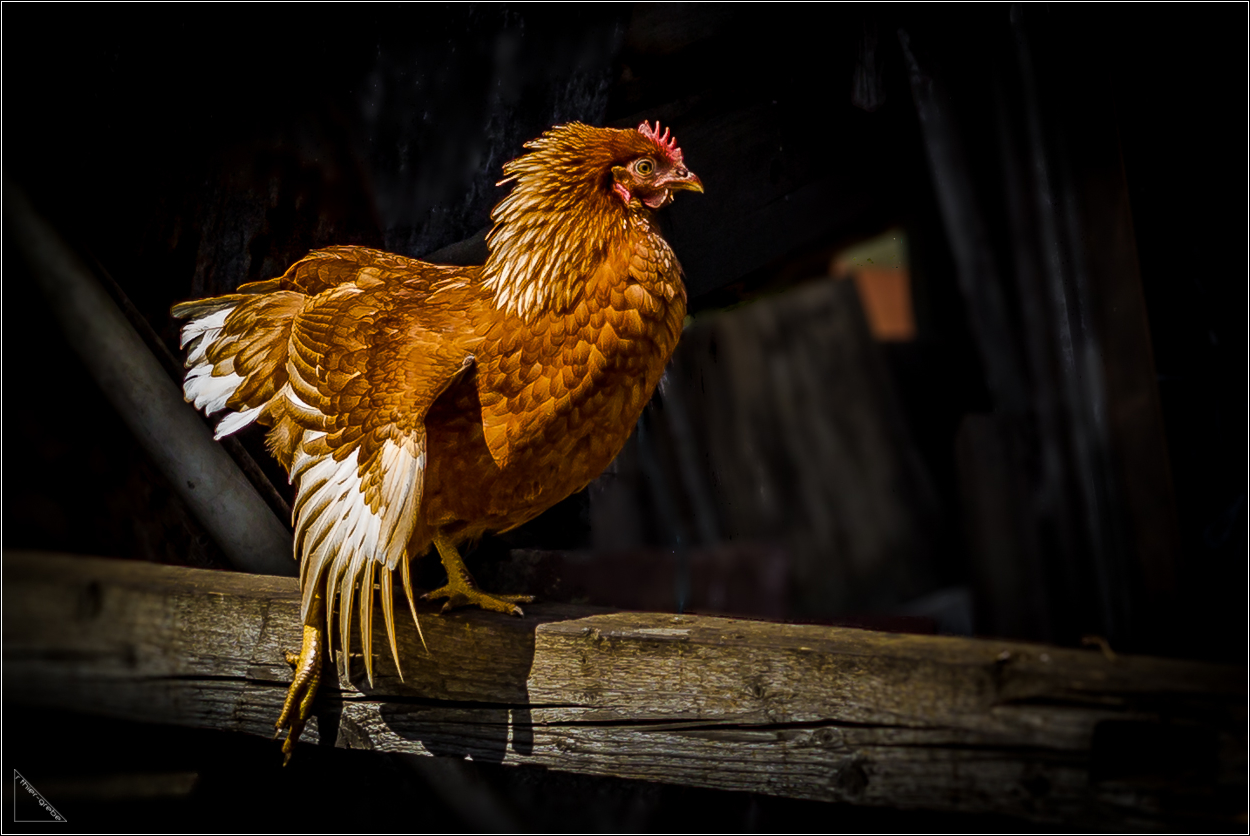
[179,306,231,348]
[290,429,425,682]
[179,304,264,436]
[183,364,243,416]
[214,405,264,439]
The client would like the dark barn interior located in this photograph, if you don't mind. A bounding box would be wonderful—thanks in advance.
[3,4,1246,831]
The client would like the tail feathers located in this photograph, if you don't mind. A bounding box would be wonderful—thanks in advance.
[173,290,304,439]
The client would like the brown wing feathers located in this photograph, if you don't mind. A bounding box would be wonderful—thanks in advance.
[283,277,438,684]
[175,287,301,437]
[174,249,475,685]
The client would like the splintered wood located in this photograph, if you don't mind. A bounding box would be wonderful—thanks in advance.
[4,552,1244,828]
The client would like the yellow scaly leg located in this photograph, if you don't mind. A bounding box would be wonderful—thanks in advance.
[422,532,532,616]
[275,592,325,765]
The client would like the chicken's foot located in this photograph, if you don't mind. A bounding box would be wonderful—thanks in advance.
[275,593,326,765]
[424,533,532,616]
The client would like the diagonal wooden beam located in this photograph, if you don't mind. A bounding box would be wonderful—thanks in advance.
[3,180,295,576]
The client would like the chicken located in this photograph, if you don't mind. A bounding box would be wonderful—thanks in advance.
[171,121,702,761]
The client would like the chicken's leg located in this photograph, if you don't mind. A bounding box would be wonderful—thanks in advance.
[275,592,326,765]
[423,532,532,616]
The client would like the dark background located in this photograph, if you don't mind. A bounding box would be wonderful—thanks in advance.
[3,4,1245,831]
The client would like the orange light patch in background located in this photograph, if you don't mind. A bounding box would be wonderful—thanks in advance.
[832,229,915,342]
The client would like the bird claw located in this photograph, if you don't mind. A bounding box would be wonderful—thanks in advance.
[275,623,325,765]
[421,583,532,617]
[425,534,533,617]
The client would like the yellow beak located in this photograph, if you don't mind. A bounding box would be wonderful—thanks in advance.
[667,167,704,194]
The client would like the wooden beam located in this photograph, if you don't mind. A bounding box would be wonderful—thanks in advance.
[3,552,1243,827]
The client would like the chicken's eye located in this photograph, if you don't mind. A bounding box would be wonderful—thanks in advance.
[634,158,655,176]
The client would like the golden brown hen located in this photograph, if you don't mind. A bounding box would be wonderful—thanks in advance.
[172,121,701,760]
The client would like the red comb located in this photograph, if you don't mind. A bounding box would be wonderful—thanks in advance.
[637,120,684,165]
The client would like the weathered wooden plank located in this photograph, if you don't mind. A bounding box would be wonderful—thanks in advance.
[3,552,1243,827]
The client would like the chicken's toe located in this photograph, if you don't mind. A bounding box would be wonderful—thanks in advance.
[275,622,326,765]
[423,583,532,616]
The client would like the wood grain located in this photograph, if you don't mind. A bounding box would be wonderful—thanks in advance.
[4,551,1243,827]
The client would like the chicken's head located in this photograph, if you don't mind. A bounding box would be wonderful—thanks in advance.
[611,121,704,209]
[484,120,702,318]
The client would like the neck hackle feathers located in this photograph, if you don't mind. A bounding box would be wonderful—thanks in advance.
[482,122,682,320]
